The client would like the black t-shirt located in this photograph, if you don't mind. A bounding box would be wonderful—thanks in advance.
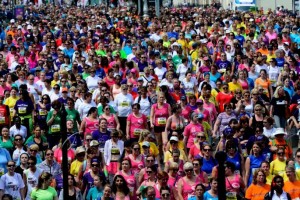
[271,95,290,116]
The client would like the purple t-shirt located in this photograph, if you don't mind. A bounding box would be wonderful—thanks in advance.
[91,130,111,149]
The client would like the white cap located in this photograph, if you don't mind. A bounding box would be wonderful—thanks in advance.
[273,128,287,136]
[10,19,15,23]
[171,42,180,48]
[200,38,208,43]
[17,25,22,29]
[27,25,33,30]
[249,18,254,22]
[225,30,230,34]
[170,136,179,142]
[284,42,289,46]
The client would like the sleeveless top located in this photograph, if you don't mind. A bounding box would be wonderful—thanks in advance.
[239,79,249,90]
[180,176,200,200]
[226,174,241,193]
[116,170,136,200]
[153,103,169,127]
[101,114,117,131]
[84,117,99,136]
[129,155,145,175]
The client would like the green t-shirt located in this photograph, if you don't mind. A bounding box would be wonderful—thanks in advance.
[0,137,13,151]
[24,135,47,147]
[97,105,116,116]
[31,186,57,200]
[66,109,81,132]
[82,72,90,80]
[95,50,107,56]
[46,110,62,135]
[112,50,127,59]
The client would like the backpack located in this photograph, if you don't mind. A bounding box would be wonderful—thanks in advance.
[137,95,152,105]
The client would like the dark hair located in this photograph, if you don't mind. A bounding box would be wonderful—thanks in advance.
[171,104,181,114]
[87,107,97,116]
[131,103,140,109]
[2,194,13,200]
[160,185,171,194]
[28,155,37,164]
[41,94,51,103]
[224,161,235,172]
[111,175,130,195]
[68,174,76,186]
[51,100,62,110]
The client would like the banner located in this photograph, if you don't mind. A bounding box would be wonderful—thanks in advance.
[14,5,24,19]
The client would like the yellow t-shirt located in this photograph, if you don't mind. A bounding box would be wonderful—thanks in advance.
[270,159,286,176]
[164,149,187,163]
[70,159,83,177]
[4,96,19,120]
[139,141,159,157]
[266,173,274,185]
[228,82,243,93]
[177,39,188,54]
[51,80,59,87]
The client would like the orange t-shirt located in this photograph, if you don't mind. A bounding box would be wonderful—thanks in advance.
[283,180,300,199]
[255,78,271,97]
[245,183,270,200]
[269,139,293,160]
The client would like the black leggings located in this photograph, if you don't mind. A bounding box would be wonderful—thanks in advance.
[118,117,127,137]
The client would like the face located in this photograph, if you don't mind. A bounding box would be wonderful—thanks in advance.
[20,154,28,164]
[46,150,54,160]
[91,162,100,172]
[103,186,112,197]
[133,145,140,155]
[161,190,170,200]
[2,128,9,137]
[274,177,283,188]
[100,120,107,129]
[7,161,16,172]
[256,171,265,183]
[68,175,74,186]
[122,160,130,170]
[195,185,205,197]
[115,177,124,186]
[252,144,261,154]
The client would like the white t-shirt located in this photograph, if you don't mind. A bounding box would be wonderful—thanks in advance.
[159,79,173,90]
[27,83,40,103]
[134,96,151,118]
[0,173,25,200]
[24,168,43,200]
[78,101,96,119]
[42,88,54,97]
[114,93,133,117]
[182,78,197,96]
[86,76,101,92]
[176,64,190,81]
[35,80,45,92]
[49,92,61,102]
[268,66,280,87]
[255,64,269,74]
[9,125,27,139]
[154,67,167,81]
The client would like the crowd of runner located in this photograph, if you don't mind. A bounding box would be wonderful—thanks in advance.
[0,1,300,200]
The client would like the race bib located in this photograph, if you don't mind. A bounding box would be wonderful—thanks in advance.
[0,117,5,124]
[121,101,129,107]
[111,148,120,154]
[51,124,61,133]
[186,91,193,96]
[18,107,26,114]
[226,192,237,200]
[9,108,14,116]
[39,109,47,116]
[157,117,166,125]
[133,128,142,136]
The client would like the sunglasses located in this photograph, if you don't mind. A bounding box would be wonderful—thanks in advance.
[15,138,22,141]
[146,171,153,174]
[203,149,212,152]
[91,164,100,167]
[197,136,206,139]
[147,159,154,162]
[46,153,54,156]
[133,148,140,151]
[185,169,193,172]
[7,165,15,167]
[28,162,35,166]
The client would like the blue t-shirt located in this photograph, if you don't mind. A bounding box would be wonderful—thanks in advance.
[203,191,219,200]
[86,186,103,200]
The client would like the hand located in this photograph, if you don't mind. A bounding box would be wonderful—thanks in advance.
[270,146,278,152]
[150,123,154,129]
[53,110,57,116]
[126,134,130,140]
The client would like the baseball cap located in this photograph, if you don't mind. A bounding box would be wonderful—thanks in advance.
[197,113,204,119]
[196,99,203,104]
[170,136,179,142]
[180,96,187,101]
[61,88,68,93]
[142,141,150,148]
[90,140,99,147]
[75,146,85,154]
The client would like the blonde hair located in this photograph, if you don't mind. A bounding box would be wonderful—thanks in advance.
[139,129,151,142]
[273,85,285,98]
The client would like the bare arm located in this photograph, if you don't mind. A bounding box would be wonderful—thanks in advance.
[244,157,250,186]
[176,179,184,200]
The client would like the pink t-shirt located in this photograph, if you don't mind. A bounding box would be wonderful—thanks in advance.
[265,32,277,43]
[84,117,99,136]
[127,113,147,138]
[183,122,204,148]
[0,85,11,96]
[189,144,201,159]
[203,102,217,122]
[153,103,169,127]
[54,148,75,164]
[194,109,210,122]
[181,105,192,121]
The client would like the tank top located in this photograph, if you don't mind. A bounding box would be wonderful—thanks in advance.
[181,176,200,200]
[101,114,117,131]
[239,79,249,90]
[116,170,136,199]
[129,155,145,175]
[84,117,99,136]
[0,105,9,125]
[112,84,121,99]
[170,116,184,133]
[226,174,241,193]
[153,103,169,126]
[104,77,115,87]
